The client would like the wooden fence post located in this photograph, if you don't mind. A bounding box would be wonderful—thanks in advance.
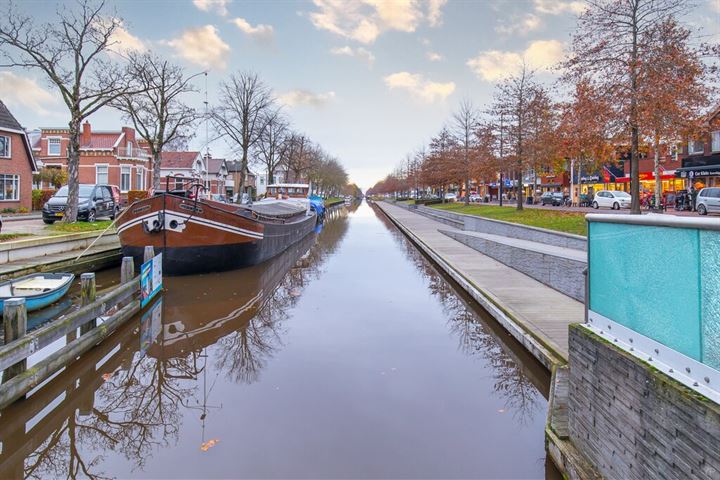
[143,246,155,263]
[3,298,27,381]
[121,256,135,284]
[79,273,96,335]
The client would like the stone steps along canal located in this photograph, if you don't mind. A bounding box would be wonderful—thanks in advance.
[0,202,557,479]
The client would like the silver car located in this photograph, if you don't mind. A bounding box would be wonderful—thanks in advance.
[696,187,720,215]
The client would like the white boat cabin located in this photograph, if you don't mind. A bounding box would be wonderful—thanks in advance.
[266,183,310,199]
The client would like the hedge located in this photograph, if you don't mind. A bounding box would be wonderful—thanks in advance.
[32,189,56,211]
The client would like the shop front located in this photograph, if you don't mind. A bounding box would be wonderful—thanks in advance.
[675,165,720,190]
[614,171,684,194]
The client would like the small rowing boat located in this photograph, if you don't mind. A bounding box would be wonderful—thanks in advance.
[0,273,75,313]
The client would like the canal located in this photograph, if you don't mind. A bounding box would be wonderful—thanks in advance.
[0,202,556,479]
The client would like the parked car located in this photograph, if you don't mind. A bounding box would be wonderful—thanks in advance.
[540,192,565,206]
[444,192,457,202]
[469,193,481,202]
[108,185,121,207]
[592,190,632,210]
[696,187,720,215]
[42,184,118,224]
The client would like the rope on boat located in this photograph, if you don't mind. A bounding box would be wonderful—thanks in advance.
[73,207,128,263]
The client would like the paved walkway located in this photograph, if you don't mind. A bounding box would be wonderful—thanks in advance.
[378,202,584,363]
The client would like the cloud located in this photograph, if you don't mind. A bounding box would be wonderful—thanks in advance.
[330,45,375,64]
[308,0,445,44]
[383,72,455,103]
[232,17,274,43]
[0,72,62,117]
[426,51,442,61]
[279,90,336,107]
[427,0,448,27]
[495,13,542,35]
[193,0,230,16]
[466,39,565,82]
[166,25,230,69]
[533,0,585,15]
[108,22,146,53]
[711,0,720,12]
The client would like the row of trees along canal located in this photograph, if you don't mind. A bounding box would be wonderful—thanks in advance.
[369,0,719,214]
[0,0,358,223]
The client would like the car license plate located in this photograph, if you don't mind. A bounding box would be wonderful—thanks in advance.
[56,212,63,217]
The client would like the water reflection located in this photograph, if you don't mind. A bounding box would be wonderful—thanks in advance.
[0,206,351,479]
[371,204,548,425]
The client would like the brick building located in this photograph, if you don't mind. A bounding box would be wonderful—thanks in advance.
[32,121,151,203]
[0,101,38,211]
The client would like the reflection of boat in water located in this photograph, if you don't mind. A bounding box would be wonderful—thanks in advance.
[146,232,318,360]
[117,179,317,276]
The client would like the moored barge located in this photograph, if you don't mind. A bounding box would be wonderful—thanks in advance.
[117,179,317,275]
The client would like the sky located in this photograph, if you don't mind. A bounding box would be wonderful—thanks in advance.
[1,0,719,190]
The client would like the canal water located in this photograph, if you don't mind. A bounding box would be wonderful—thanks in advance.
[0,202,556,479]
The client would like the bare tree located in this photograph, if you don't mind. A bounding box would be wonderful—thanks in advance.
[255,109,289,185]
[564,0,686,214]
[284,134,312,183]
[0,0,142,222]
[212,72,274,203]
[114,53,202,192]
[492,64,542,210]
[452,99,480,206]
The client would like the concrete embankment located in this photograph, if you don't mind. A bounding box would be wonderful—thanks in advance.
[0,231,120,279]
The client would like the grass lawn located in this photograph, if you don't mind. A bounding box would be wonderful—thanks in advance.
[325,197,344,204]
[45,220,114,234]
[0,233,34,242]
[431,203,587,236]
[398,199,415,205]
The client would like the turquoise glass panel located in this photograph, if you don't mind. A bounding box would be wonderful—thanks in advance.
[588,222,702,360]
[701,230,720,370]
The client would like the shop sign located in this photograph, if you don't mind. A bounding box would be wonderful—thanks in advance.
[677,169,720,179]
[140,253,163,308]
[580,175,601,183]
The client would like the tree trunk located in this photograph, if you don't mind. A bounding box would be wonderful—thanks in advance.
[465,174,470,206]
[654,135,662,210]
[152,150,162,192]
[237,147,248,203]
[516,167,523,211]
[65,115,82,223]
[630,125,640,213]
[629,13,641,215]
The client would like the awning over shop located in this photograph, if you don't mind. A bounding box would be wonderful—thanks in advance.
[675,165,720,178]
[616,173,677,183]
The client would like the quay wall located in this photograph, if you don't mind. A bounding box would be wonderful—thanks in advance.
[568,324,720,480]
[0,232,119,264]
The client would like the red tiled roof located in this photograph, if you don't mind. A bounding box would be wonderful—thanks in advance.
[162,151,200,169]
[82,133,121,149]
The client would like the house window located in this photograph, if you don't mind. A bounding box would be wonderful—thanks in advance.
[135,166,144,190]
[0,136,10,158]
[712,131,720,153]
[126,141,132,157]
[120,165,131,192]
[96,165,109,185]
[48,138,61,156]
[0,174,19,201]
[688,139,704,155]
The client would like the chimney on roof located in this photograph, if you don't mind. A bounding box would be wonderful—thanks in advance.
[82,121,91,145]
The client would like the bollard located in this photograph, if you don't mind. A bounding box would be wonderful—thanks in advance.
[80,273,96,335]
[3,298,27,381]
[121,256,135,284]
[143,246,155,263]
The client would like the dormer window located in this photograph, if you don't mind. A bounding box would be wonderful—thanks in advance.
[712,131,720,153]
[126,141,132,156]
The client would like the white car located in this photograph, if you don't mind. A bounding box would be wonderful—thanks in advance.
[469,193,481,202]
[444,192,457,202]
[696,187,720,215]
[592,190,632,210]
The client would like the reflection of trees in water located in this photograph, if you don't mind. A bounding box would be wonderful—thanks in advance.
[210,208,351,385]
[371,205,543,424]
[20,342,201,480]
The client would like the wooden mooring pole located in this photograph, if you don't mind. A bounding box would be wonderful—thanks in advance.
[79,272,96,335]
[144,246,155,263]
[3,298,27,382]
[121,256,135,284]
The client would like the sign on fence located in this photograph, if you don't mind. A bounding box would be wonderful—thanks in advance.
[140,253,162,308]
